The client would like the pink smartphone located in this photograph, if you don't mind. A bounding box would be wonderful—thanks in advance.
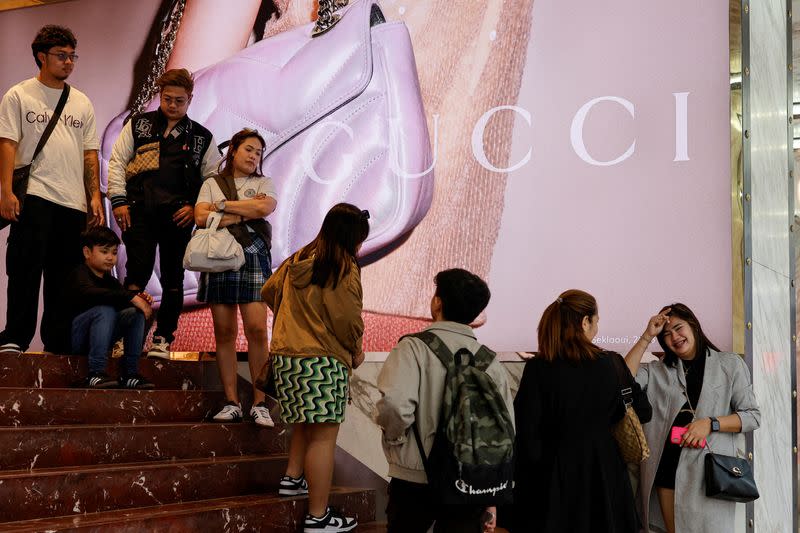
[670,426,706,447]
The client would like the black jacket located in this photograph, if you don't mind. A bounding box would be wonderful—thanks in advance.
[119,109,214,209]
[64,264,137,320]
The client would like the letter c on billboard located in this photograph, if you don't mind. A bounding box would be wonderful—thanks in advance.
[472,105,532,173]
[570,96,635,167]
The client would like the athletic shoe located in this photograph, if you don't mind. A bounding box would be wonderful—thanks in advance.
[111,339,124,359]
[279,474,309,496]
[0,343,21,356]
[250,402,275,427]
[147,336,171,359]
[119,374,156,390]
[303,508,357,532]
[84,372,119,389]
[212,401,243,422]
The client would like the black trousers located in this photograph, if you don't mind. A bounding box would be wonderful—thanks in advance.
[0,195,86,351]
[121,204,192,342]
[386,478,485,533]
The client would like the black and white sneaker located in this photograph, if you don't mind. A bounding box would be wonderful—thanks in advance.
[250,401,275,427]
[84,372,118,389]
[119,374,156,390]
[303,508,357,533]
[212,401,243,422]
[0,343,21,356]
[278,474,309,496]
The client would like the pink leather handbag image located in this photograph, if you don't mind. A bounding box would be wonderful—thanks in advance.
[101,0,434,305]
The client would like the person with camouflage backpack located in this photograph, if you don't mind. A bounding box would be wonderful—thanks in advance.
[377,269,515,533]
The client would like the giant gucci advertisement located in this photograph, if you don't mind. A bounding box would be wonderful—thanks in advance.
[0,0,731,352]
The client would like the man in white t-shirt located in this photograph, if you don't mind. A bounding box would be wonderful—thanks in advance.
[0,25,103,355]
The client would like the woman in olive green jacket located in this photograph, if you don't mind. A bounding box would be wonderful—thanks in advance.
[261,203,369,533]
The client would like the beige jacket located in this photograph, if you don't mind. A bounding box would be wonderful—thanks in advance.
[376,322,515,483]
[261,253,363,371]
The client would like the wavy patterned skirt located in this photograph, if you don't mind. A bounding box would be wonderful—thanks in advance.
[272,355,348,424]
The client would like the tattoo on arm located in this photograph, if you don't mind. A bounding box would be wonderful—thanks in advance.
[83,152,100,196]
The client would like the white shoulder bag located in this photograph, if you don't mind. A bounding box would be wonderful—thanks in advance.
[183,212,245,273]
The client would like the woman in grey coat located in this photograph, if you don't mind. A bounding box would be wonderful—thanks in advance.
[624,303,760,533]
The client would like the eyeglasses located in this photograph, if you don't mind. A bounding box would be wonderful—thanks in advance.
[160,95,188,106]
[47,52,78,62]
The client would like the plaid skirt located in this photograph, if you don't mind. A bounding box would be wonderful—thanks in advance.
[197,234,271,304]
[273,355,348,424]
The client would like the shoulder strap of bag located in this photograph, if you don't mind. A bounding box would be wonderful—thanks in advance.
[213,174,238,202]
[609,352,634,407]
[675,364,717,455]
[30,84,70,166]
[401,330,455,369]
[402,330,455,471]
[206,211,222,231]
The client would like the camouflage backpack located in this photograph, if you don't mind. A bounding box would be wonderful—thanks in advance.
[405,331,515,506]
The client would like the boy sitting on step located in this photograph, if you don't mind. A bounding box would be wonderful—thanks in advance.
[64,226,155,389]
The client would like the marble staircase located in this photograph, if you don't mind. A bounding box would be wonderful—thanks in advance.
[0,352,378,532]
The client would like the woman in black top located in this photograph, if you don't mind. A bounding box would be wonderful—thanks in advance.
[652,343,706,490]
[509,289,650,533]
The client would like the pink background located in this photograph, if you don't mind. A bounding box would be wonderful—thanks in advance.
[482,0,732,351]
[0,0,732,353]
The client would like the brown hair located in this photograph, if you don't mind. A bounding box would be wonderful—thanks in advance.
[656,303,720,366]
[218,129,266,178]
[299,203,370,289]
[537,289,604,362]
[157,68,194,93]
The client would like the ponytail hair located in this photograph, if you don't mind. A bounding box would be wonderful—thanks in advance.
[537,289,604,362]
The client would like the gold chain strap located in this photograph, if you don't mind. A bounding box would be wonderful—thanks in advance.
[312,0,350,37]
[128,0,188,120]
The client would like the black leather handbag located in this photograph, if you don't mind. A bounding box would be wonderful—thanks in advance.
[704,452,759,502]
[681,380,759,503]
[0,84,70,230]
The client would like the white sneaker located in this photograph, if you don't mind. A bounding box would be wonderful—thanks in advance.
[279,474,309,496]
[213,402,243,422]
[303,508,357,532]
[250,402,275,427]
[111,339,124,359]
[147,336,171,359]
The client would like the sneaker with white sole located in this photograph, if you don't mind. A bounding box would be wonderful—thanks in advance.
[119,374,155,390]
[250,402,275,427]
[212,401,243,422]
[147,335,171,359]
[303,508,357,533]
[279,474,309,496]
[84,372,119,389]
[0,343,21,356]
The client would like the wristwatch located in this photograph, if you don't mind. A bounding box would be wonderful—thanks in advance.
[215,199,226,212]
[709,417,720,432]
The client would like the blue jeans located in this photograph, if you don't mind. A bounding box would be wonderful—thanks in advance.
[71,306,145,376]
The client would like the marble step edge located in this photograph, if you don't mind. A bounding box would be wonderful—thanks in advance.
[0,385,216,392]
[0,387,225,396]
[0,487,376,532]
[0,453,288,480]
[0,352,223,390]
[0,421,289,470]
[0,420,266,432]
[2,352,215,367]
